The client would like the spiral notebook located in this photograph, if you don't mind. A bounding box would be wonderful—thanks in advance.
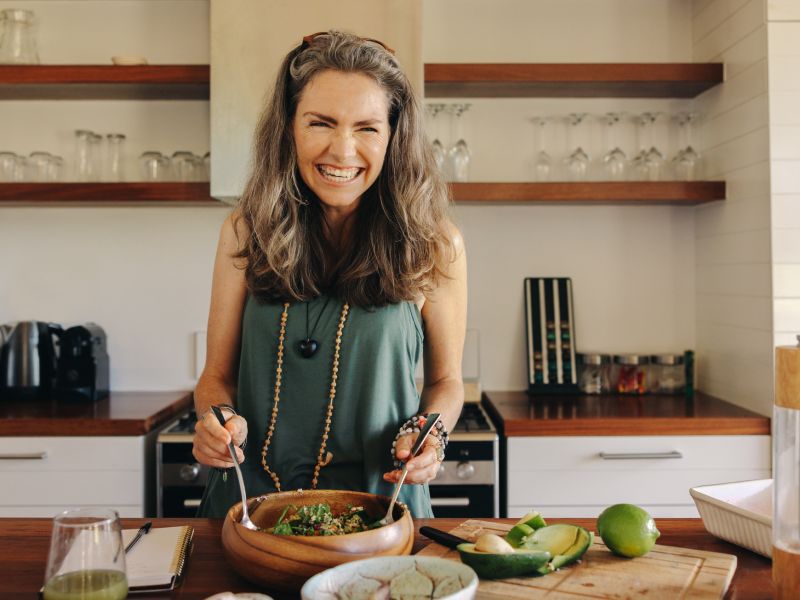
[122,525,194,592]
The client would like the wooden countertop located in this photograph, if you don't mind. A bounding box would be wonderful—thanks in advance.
[483,390,770,436]
[0,517,771,599]
[0,391,193,436]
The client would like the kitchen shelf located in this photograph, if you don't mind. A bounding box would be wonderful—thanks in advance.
[0,65,209,100]
[0,183,219,205]
[0,63,724,100]
[449,181,726,204]
[424,63,724,98]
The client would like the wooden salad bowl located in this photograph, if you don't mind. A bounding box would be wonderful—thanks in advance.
[221,489,415,592]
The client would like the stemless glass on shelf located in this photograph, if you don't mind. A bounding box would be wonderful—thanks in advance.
[530,116,553,181]
[139,151,170,181]
[564,113,590,181]
[105,134,126,182]
[0,8,39,64]
[42,508,128,600]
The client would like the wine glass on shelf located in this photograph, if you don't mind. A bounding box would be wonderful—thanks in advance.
[631,112,664,181]
[564,113,590,181]
[42,508,128,600]
[447,103,471,182]
[530,116,552,181]
[425,103,446,173]
[601,112,627,181]
[672,111,703,181]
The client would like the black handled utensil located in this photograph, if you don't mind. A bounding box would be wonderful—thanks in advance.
[420,525,471,549]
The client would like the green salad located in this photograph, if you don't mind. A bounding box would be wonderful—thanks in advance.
[270,503,379,536]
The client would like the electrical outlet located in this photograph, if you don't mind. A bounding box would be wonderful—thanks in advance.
[194,330,207,380]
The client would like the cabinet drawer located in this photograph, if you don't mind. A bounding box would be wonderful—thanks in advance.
[2,469,144,506]
[507,435,770,472]
[0,437,143,471]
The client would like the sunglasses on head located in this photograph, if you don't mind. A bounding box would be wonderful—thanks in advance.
[301,31,396,55]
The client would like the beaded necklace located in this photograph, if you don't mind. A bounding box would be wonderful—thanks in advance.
[260,301,350,491]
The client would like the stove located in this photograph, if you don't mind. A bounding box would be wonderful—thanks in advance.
[157,399,499,518]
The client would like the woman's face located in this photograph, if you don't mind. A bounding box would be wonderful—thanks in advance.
[293,70,391,213]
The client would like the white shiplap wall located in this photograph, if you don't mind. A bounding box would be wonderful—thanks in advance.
[768,0,800,353]
[692,0,773,415]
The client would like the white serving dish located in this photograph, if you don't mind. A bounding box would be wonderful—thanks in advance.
[689,478,773,558]
[301,555,478,600]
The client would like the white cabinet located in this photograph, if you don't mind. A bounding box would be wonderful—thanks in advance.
[506,435,771,518]
[0,437,149,518]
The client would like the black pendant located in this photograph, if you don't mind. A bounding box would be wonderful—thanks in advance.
[298,338,319,358]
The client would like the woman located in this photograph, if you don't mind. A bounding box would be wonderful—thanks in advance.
[192,30,467,519]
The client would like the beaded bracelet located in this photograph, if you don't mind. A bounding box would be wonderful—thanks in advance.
[391,413,449,468]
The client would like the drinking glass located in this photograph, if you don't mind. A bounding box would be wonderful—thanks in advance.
[202,151,210,181]
[0,9,39,64]
[28,151,52,182]
[47,155,63,182]
[42,508,128,600]
[447,103,471,182]
[139,151,170,181]
[631,112,664,181]
[425,103,446,173]
[601,112,627,181]
[564,113,590,181]
[171,151,196,181]
[74,130,94,181]
[0,151,18,181]
[105,134,126,181]
[672,112,702,181]
[530,117,553,181]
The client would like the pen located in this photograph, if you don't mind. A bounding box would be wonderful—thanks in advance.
[125,521,152,554]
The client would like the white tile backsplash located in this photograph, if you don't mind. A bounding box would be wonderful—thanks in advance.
[775,299,800,331]
[695,229,771,265]
[772,195,800,229]
[771,161,800,194]
[772,228,800,262]
[768,0,800,21]
[774,265,800,297]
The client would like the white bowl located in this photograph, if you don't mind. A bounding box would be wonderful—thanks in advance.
[301,555,478,600]
[690,478,772,558]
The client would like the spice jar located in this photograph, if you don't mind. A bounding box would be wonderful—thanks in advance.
[649,353,686,394]
[612,354,649,394]
[578,353,611,394]
[773,338,800,598]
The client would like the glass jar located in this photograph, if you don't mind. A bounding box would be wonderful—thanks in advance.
[774,340,800,598]
[105,133,126,181]
[577,353,611,394]
[612,354,649,395]
[649,353,686,394]
[0,9,39,64]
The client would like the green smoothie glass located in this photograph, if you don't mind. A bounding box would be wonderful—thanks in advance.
[43,508,128,600]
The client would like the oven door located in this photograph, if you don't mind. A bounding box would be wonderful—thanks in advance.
[429,484,496,518]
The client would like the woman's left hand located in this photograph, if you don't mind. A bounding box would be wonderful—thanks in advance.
[383,433,443,485]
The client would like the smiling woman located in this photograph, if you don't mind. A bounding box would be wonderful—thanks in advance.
[192,30,467,521]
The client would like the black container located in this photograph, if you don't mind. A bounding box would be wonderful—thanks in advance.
[55,323,109,402]
[0,321,62,400]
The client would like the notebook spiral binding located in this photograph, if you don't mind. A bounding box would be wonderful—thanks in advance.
[170,526,195,584]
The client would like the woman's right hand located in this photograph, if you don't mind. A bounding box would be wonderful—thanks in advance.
[192,408,248,468]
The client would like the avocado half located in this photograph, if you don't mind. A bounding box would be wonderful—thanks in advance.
[458,523,593,579]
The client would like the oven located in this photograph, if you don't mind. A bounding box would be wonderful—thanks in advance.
[157,401,499,518]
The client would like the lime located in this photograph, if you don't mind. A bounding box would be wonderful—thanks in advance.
[596,504,660,558]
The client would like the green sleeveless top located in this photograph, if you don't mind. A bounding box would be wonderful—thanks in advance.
[197,294,433,518]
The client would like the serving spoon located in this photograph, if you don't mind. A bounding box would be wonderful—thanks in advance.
[378,413,441,527]
[211,405,260,531]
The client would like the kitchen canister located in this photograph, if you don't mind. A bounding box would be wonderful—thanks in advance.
[612,354,649,395]
[577,353,611,394]
[773,337,800,598]
[649,353,685,394]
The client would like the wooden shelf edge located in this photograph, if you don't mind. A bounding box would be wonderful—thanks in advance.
[0,182,221,205]
[425,63,723,98]
[449,181,726,204]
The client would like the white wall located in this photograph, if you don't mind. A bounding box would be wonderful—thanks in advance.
[767,1,800,356]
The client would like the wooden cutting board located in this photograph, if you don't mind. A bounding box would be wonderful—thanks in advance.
[416,520,737,599]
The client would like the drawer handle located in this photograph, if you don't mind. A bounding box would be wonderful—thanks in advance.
[599,451,683,460]
[430,497,470,507]
[182,499,202,508]
[0,452,47,460]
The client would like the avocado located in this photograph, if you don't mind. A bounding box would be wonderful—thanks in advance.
[516,511,548,531]
[505,523,534,547]
[457,543,551,579]
[520,524,593,574]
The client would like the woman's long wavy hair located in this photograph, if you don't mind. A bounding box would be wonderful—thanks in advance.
[234,30,455,307]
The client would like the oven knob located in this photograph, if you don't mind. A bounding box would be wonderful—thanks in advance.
[179,463,201,482]
[456,461,475,480]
